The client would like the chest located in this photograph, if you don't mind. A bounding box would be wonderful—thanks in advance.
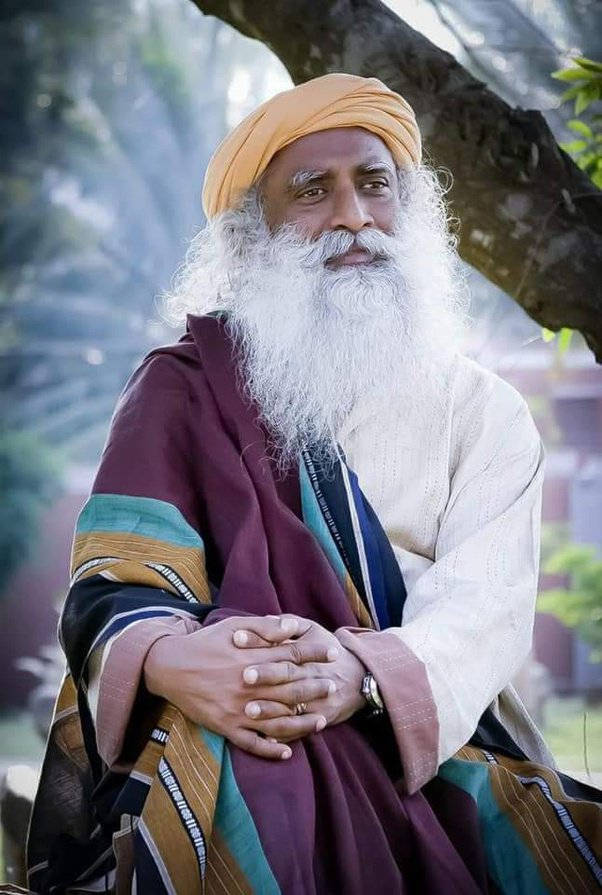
[339,404,454,575]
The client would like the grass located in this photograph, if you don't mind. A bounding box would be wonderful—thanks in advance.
[542,695,602,785]
[0,712,44,885]
[0,712,45,765]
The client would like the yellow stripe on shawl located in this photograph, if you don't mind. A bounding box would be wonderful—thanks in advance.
[71,530,211,604]
[456,745,602,893]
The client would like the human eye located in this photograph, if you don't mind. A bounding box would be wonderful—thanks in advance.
[298,186,325,199]
[364,180,389,191]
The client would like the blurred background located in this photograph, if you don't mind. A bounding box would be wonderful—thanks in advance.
[1,0,601,878]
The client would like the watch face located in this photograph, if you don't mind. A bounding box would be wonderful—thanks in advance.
[369,676,384,710]
[361,674,383,712]
[361,674,373,704]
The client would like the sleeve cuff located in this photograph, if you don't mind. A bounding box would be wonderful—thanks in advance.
[94,615,201,767]
[335,627,440,794]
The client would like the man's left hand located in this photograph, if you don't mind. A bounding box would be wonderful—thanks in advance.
[233,615,366,743]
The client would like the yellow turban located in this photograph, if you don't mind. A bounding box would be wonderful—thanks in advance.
[202,72,421,219]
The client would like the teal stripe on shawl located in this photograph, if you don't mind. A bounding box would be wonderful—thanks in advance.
[200,730,281,894]
[299,461,347,586]
[76,493,204,549]
[438,757,549,894]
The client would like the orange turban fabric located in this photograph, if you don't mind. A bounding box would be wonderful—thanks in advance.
[202,72,421,219]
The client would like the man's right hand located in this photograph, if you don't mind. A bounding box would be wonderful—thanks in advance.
[143,615,336,760]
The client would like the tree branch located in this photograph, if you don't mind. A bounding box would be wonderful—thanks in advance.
[191,0,602,360]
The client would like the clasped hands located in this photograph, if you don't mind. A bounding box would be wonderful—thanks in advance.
[144,614,366,761]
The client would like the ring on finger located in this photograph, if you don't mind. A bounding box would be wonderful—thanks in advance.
[293,702,308,715]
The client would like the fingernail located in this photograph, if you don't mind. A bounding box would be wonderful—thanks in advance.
[281,617,298,634]
[328,680,337,696]
[233,630,248,646]
[267,737,278,743]
[245,702,261,718]
[243,667,258,684]
[315,716,327,732]
[281,747,292,759]
[266,614,279,620]
[326,647,339,661]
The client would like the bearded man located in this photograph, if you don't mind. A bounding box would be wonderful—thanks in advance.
[27,73,601,895]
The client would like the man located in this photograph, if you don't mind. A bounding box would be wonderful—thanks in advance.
[27,73,601,894]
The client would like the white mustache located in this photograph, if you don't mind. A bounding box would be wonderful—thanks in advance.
[282,227,396,268]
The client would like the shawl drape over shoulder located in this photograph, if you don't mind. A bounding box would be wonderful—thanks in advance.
[27,315,602,895]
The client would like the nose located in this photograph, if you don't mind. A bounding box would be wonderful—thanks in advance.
[328,186,374,233]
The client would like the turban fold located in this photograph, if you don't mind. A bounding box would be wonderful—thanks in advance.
[202,72,421,219]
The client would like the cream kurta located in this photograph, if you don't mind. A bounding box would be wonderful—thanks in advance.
[337,352,554,784]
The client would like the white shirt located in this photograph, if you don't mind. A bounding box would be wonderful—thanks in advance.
[338,352,550,774]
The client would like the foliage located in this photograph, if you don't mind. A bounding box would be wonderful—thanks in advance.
[543,56,602,353]
[1,1,287,592]
[552,55,602,188]
[1,0,227,461]
[537,537,602,662]
[0,430,64,594]
[541,324,573,353]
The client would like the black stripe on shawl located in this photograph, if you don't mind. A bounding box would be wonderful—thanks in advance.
[303,448,406,628]
[302,449,366,602]
[60,574,213,686]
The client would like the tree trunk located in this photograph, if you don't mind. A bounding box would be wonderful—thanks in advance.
[190,0,602,360]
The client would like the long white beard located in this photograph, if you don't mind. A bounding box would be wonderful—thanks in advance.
[163,166,469,472]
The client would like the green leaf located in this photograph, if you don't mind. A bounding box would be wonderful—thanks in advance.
[574,56,602,73]
[559,139,588,154]
[558,328,574,354]
[567,119,593,138]
[576,83,601,115]
[542,327,556,342]
[552,68,589,82]
[560,85,583,103]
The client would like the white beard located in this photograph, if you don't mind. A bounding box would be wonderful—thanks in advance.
[163,166,469,472]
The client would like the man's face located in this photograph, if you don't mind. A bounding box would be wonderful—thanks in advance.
[259,127,401,268]
[166,140,465,467]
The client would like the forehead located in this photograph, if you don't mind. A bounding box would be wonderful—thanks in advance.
[263,127,395,184]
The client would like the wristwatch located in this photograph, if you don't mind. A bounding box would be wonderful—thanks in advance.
[360,672,384,716]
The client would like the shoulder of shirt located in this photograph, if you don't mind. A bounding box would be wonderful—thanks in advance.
[451,352,531,419]
[449,352,541,460]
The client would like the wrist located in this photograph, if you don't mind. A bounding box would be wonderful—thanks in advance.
[143,633,183,698]
[346,653,369,717]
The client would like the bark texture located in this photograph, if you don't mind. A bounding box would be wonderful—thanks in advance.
[191,0,602,359]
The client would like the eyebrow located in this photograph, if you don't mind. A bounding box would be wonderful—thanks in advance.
[285,161,396,193]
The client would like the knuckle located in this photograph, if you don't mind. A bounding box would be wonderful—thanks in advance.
[295,682,311,700]
[291,683,307,702]
[285,661,297,681]
[296,717,316,736]
[247,732,265,752]
[288,643,303,665]
[260,719,280,737]
[265,664,278,683]
[230,616,247,629]
[270,718,292,738]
